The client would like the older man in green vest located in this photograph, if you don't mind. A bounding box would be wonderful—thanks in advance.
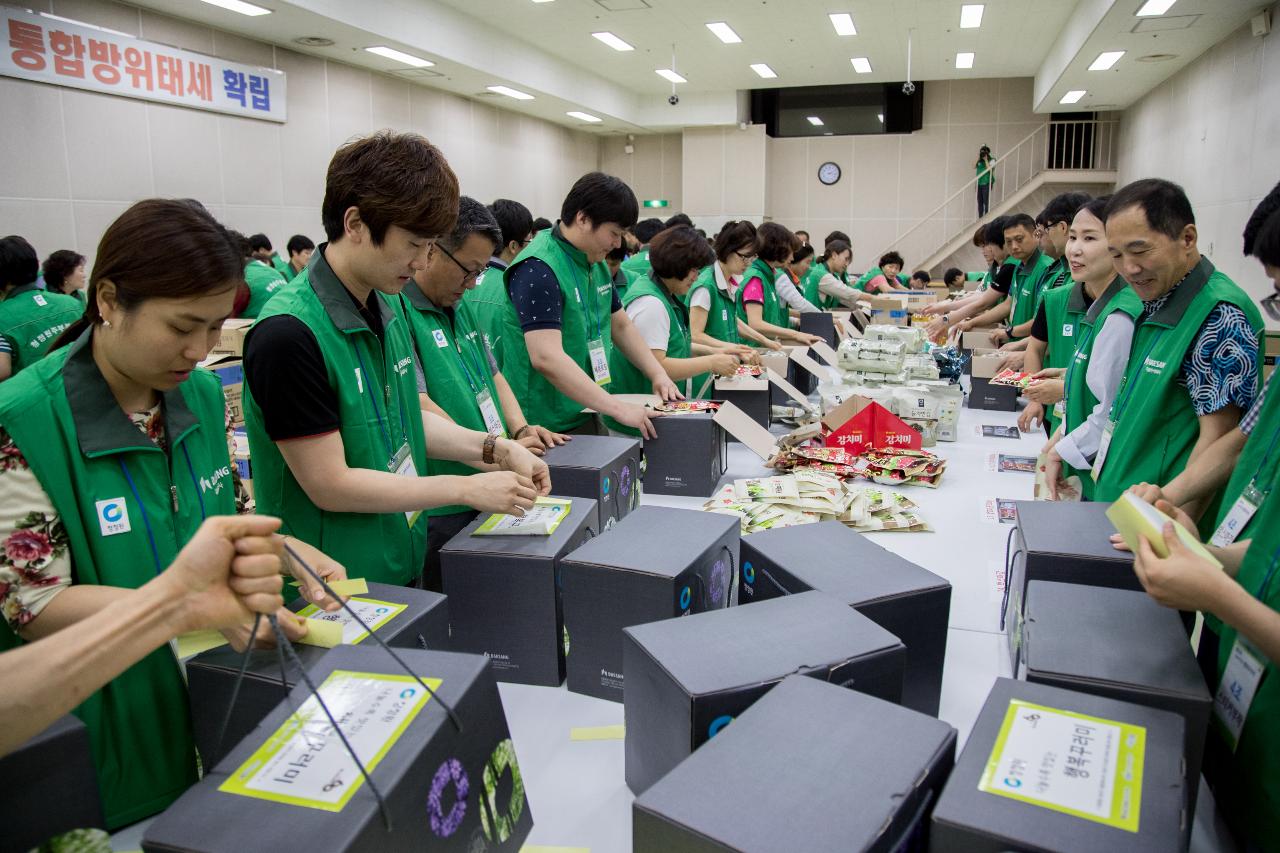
[1093,179,1263,532]
[402,196,567,590]
[496,172,680,439]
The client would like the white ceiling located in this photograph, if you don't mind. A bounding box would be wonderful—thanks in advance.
[124,0,1264,133]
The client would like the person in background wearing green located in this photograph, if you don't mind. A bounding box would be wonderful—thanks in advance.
[992,214,1055,346]
[284,234,314,280]
[736,223,822,347]
[243,132,550,592]
[466,198,535,365]
[687,220,780,355]
[621,217,664,286]
[808,239,864,309]
[41,249,87,302]
[976,144,995,217]
[605,243,630,297]
[248,233,292,280]
[403,196,566,590]
[1092,179,1262,533]
[773,241,821,317]
[0,236,84,381]
[238,234,288,320]
[802,230,845,306]
[609,226,741,420]
[856,251,911,293]
[794,229,810,249]
[496,172,680,439]
[924,219,1017,341]
[943,267,966,293]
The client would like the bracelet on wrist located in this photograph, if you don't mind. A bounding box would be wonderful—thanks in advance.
[482,432,499,465]
[512,425,532,440]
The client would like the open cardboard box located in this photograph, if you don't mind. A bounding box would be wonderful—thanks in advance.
[787,347,841,386]
[829,309,865,338]
[713,367,815,433]
[711,400,820,467]
[970,348,1007,380]
[211,318,253,357]
[961,327,1002,350]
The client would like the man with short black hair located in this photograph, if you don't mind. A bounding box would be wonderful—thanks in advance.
[248,233,292,279]
[795,230,810,248]
[664,212,693,230]
[466,198,534,362]
[497,172,680,438]
[621,217,665,285]
[928,216,1018,342]
[285,234,315,278]
[0,235,83,380]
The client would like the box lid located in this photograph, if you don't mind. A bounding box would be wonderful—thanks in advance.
[439,495,597,557]
[634,675,955,851]
[541,434,639,469]
[562,506,738,576]
[745,522,949,603]
[624,591,904,695]
[1014,501,1133,563]
[1025,582,1210,702]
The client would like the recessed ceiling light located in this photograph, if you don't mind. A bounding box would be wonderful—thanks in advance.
[1060,89,1086,104]
[823,132,834,136]
[1136,0,1177,15]
[1136,53,1178,62]
[567,111,602,122]
[960,4,984,28]
[807,116,824,126]
[592,31,634,51]
[1089,50,1125,70]
[488,85,534,100]
[197,0,270,15]
[706,22,742,44]
[750,63,777,79]
[877,113,884,122]
[956,52,974,69]
[829,13,857,36]
[532,0,554,3]
[850,56,872,73]
[293,36,335,47]
[365,46,434,68]
[656,68,687,83]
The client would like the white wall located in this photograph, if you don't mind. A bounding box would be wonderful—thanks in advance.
[598,133,683,216]
[680,124,768,236]
[1116,3,1280,301]
[0,0,600,273]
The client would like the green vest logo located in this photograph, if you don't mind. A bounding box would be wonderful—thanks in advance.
[94,498,131,536]
[394,356,414,376]
[200,465,233,495]
[1143,357,1167,375]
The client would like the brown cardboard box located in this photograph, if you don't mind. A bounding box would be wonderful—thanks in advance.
[866,296,909,327]
[200,355,244,427]
[970,349,1006,380]
[961,327,1001,350]
[211,318,253,357]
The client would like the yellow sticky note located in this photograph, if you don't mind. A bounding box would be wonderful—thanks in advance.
[1106,493,1222,567]
[295,617,344,648]
[174,629,228,659]
[569,724,625,741]
[289,578,369,597]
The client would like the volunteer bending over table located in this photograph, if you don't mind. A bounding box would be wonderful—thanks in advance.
[464,197,535,364]
[0,199,346,829]
[244,132,550,593]
[608,226,746,419]
[926,219,1016,343]
[855,251,911,293]
[807,240,865,310]
[986,214,1053,348]
[735,222,822,347]
[0,514,286,758]
[1036,197,1142,500]
[1092,179,1262,530]
[774,242,821,315]
[801,230,848,308]
[688,221,779,355]
[495,172,681,440]
[0,236,85,381]
[403,196,566,591]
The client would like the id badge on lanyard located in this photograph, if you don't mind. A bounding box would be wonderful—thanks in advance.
[476,387,506,437]
[589,337,611,385]
[389,443,422,528]
[1053,400,1066,419]
[1210,482,1264,547]
[1091,419,1115,482]
[1213,635,1266,752]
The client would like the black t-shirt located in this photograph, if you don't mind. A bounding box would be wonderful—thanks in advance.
[508,257,623,333]
[990,261,1016,295]
[243,287,387,441]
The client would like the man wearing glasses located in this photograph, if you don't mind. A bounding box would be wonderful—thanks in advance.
[403,197,568,590]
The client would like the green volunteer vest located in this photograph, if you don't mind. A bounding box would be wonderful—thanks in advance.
[803,262,846,309]
[687,264,740,345]
[1203,494,1280,847]
[463,261,510,369]
[620,248,651,283]
[1039,276,1084,435]
[498,227,616,433]
[402,279,508,516]
[1008,249,1054,338]
[854,267,907,291]
[270,253,292,279]
[0,282,85,372]
[242,247,428,586]
[1057,277,1142,498]
[976,159,994,186]
[606,274,696,436]
[0,330,234,828]
[241,260,287,319]
[1094,259,1263,526]
[735,259,787,344]
[1213,372,1280,545]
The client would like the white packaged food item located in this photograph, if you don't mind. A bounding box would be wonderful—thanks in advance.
[836,338,905,374]
[863,325,926,353]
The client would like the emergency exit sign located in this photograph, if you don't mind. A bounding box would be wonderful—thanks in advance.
[643,199,669,208]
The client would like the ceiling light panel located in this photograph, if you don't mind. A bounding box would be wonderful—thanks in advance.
[592,31,634,51]
[1089,50,1125,70]
[960,4,984,28]
[489,85,534,100]
[956,52,974,69]
[829,13,857,36]
[365,46,433,67]
[750,63,777,78]
[567,111,601,122]
[1060,89,1086,104]
[706,22,742,43]
[1136,0,1177,15]
[807,116,824,126]
[197,0,271,15]
[850,56,872,73]
[656,68,687,83]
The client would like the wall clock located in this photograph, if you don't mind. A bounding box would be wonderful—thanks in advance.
[818,161,842,185]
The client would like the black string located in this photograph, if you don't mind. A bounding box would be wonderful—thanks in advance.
[720,544,738,606]
[213,612,262,760]
[758,565,793,596]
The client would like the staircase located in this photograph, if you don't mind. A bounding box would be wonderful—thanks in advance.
[882,120,1120,276]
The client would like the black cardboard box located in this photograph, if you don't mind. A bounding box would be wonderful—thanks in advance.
[439,496,597,686]
[623,590,906,794]
[714,376,770,436]
[967,376,1018,411]
[1005,501,1137,672]
[799,312,837,349]
[0,715,103,853]
[560,506,740,702]
[187,584,449,768]
[739,521,951,716]
[642,412,727,496]
[541,434,641,532]
[931,678,1187,853]
[1023,580,1210,831]
[633,675,956,853]
[144,646,532,853]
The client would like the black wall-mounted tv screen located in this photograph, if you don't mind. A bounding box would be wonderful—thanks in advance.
[750,82,924,138]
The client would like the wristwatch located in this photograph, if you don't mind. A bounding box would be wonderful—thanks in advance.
[943,313,950,323]
[482,432,499,465]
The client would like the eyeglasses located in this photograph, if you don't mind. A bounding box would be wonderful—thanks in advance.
[436,242,484,284]
[733,250,758,262]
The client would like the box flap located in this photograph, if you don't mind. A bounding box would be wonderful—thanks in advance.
[810,340,841,368]
[712,401,778,461]
[765,367,812,409]
[789,348,839,383]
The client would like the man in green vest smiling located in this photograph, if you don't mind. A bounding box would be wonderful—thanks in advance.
[404,196,566,591]
[0,235,84,381]
[243,132,550,589]
[497,172,680,439]
[465,198,534,366]
[1093,179,1263,530]
[988,214,1054,346]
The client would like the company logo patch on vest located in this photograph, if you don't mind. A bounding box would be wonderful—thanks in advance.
[95,498,132,536]
[1143,357,1168,376]
[433,329,449,348]
[200,465,233,496]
